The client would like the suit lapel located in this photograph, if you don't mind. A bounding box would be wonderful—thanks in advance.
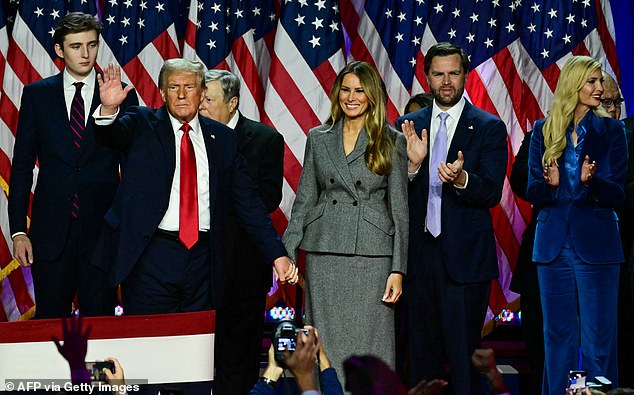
[448,101,477,162]
[235,115,253,152]
[322,120,357,196]
[347,128,366,164]
[48,74,77,162]
[153,107,178,189]
[416,108,433,195]
[201,117,217,211]
[77,74,101,163]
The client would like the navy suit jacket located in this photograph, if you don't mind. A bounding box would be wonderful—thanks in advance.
[527,113,627,264]
[395,100,508,283]
[91,106,287,307]
[223,114,284,296]
[8,72,138,261]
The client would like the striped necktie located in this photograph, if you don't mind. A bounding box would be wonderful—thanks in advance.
[70,82,85,218]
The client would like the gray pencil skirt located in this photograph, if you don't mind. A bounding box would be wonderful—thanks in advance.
[304,252,395,377]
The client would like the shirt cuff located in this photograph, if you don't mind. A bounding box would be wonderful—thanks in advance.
[93,105,119,125]
[12,232,27,239]
[453,170,468,189]
[408,163,421,181]
[301,391,320,395]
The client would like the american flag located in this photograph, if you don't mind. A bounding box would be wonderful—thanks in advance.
[340,0,625,330]
[0,0,100,321]
[99,0,180,107]
[1,0,632,323]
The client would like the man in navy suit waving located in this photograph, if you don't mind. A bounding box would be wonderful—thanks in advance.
[91,59,297,316]
[396,43,508,394]
[8,13,138,318]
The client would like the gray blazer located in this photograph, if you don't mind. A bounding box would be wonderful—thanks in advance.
[283,119,408,274]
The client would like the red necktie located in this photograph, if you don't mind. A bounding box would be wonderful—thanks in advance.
[179,123,198,249]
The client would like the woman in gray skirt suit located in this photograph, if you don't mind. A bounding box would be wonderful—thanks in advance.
[282,61,408,376]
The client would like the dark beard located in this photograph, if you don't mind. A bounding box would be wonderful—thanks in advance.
[431,86,464,108]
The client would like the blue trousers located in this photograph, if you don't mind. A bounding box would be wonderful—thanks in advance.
[537,239,619,395]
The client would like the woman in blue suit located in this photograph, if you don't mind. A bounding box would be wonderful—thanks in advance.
[527,56,628,394]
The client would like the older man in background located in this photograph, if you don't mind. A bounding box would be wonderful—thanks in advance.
[200,69,285,394]
[603,71,634,389]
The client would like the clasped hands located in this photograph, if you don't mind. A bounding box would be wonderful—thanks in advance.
[273,256,300,285]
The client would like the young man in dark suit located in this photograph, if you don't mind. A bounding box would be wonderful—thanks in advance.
[8,12,138,318]
[199,69,285,394]
[396,43,508,394]
[91,59,297,317]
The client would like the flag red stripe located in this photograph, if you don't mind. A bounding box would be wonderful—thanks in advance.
[490,204,520,274]
[123,58,161,108]
[151,29,180,61]
[541,63,561,93]
[594,0,620,80]
[0,149,12,184]
[0,96,19,136]
[7,40,44,86]
[231,36,266,113]
[267,55,322,135]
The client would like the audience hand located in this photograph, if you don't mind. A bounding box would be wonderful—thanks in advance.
[51,315,92,383]
[408,379,448,395]
[103,357,126,395]
[285,326,319,392]
[471,348,508,394]
[313,327,332,372]
[262,344,284,382]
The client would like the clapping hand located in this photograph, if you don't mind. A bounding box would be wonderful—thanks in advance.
[401,120,428,173]
[543,157,560,188]
[581,155,596,186]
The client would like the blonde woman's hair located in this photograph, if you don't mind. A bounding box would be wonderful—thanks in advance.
[542,56,609,165]
[327,61,395,175]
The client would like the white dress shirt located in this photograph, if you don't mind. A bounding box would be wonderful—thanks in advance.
[409,97,469,188]
[11,69,97,239]
[93,108,211,231]
[63,68,96,124]
[157,114,211,231]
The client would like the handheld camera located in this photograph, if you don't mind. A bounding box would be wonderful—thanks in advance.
[85,361,115,382]
[272,320,309,366]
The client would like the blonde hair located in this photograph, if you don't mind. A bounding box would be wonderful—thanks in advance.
[327,61,395,175]
[542,56,609,164]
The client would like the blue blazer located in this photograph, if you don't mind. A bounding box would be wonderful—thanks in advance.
[395,100,508,283]
[527,112,627,264]
[91,106,287,307]
[8,72,138,261]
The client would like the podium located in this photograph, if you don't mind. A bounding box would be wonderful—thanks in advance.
[0,311,215,391]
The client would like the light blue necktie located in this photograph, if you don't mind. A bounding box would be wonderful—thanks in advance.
[426,112,448,237]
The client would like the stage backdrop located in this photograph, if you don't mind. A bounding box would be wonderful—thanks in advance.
[0,0,631,325]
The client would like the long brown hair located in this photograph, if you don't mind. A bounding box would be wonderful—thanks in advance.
[327,61,395,175]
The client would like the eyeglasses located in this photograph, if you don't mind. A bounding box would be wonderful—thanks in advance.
[601,98,623,109]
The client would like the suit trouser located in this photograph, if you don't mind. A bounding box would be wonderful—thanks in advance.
[537,238,619,395]
[404,232,490,395]
[32,218,115,318]
[214,293,267,395]
[122,232,212,315]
